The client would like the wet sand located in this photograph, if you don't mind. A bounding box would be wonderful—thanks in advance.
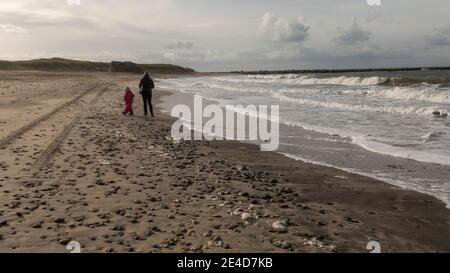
[0,71,449,253]
[158,89,450,207]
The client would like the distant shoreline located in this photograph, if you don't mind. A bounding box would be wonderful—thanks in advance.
[233,66,450,75]
[0,57,195,75]
[2,57,450,75]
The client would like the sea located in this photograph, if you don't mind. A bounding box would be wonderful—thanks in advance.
[158,70,450,207]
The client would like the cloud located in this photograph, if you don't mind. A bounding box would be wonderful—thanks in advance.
[427,25,450,47]
[0,24,26,34]
[161,41,203,61]
[335,20,371,46]
[160,42,237,63]
[165,41,194,50]
[260,13,310,43]
[0,1,75,24]
[0,0,449,71]
[366,8,383,23]
[429,36,450,47]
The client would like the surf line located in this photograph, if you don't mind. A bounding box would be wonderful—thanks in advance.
[171,95,280,151]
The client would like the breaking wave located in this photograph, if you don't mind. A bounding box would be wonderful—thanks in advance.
[374,87,450,104]
[233,74,386,86]
[216,74,450,88]
[272,92,448,117]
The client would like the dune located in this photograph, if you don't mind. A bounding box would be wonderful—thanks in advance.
[0,58,195,75]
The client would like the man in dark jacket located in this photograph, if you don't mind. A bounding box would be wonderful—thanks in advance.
[139,71,155,117]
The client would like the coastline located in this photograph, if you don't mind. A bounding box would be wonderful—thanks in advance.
[0,71,448,253]
[156,76,450,208]
[155,87,450,252]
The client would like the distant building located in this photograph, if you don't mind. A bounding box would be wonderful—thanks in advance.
[110,61,143,73]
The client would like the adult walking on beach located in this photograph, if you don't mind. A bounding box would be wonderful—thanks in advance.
[139,71,155,117]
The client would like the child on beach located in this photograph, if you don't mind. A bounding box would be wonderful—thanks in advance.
[122,87,135,116]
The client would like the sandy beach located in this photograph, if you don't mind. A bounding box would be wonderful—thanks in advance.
[0,71,449,253]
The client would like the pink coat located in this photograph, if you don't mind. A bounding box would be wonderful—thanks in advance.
[123,89,135,114]
[124,90,135,106]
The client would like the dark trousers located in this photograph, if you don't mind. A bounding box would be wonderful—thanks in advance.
[142,92,154,117]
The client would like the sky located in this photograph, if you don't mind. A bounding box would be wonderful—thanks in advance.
[1,0,450,71]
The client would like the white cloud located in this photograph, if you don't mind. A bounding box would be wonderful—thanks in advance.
[66,0,81,6]
[0,24,26,34]
[260,13,309,43]
[0,0,75,24]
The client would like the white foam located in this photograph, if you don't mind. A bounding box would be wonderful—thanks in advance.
[271,92,443,117]
[160,76,450,208]
[351,136,450,166]
[374,86,450,104]
[282,153,450,208]
[241,74,386,86]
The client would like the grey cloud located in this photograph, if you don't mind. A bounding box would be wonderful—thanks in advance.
[429,37,450,47]
[427,25,450,47]
[1,0,449,72]
[260,13,309,43]
[165,41,195,50]
[366,9,383,23]
[160,42,237,65]
[238,43,415,71]
[335,20,371,46]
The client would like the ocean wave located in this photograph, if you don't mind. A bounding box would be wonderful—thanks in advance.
[352,136,450,166]
[373,87,450,104]
[421,131,446,143]
[272,92,448,117]
[281,152,450,207]
[239,74,386,86]
[201,82,273,94]
[219,74,450,87]
[381,76,450,87]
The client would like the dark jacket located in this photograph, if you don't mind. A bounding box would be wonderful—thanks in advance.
[139,75,155,94]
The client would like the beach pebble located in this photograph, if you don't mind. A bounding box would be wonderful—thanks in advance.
[241,213,257,224]
[31,222,42,229]
[145,229,154,237]
[54,217,65,224]
[207,240,223,247]
[232,208,243,216]
[58,237,71,245]
[187,229,195,236]
[273,240,292,250]
[272,220,288,232]
[104,248,115,253]
[111,224,125,231]
[238,165,248,171]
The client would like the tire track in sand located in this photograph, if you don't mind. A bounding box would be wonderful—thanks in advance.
[0,84,99,149]
[33,85,111,167]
